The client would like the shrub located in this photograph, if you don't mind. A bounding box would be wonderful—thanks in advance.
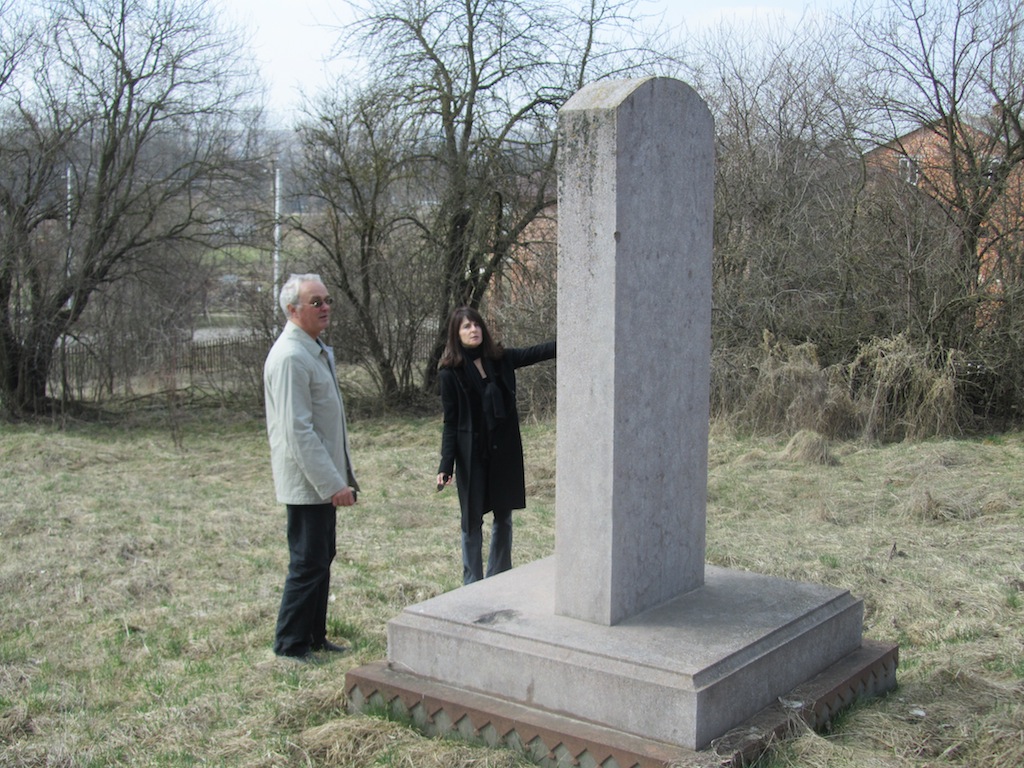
[711,332,977,440]
[849,335,969,441]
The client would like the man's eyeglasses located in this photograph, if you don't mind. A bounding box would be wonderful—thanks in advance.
[303,296,334,308]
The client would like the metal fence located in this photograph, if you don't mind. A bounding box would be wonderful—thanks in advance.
[47,331,555,416]
[49,335,272,402]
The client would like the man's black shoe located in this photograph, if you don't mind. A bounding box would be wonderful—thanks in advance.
[312,640,348,654]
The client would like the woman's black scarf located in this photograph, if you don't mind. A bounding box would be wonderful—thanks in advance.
[463,345,506,432]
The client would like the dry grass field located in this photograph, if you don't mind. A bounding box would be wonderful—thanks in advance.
[1,410,1022,767]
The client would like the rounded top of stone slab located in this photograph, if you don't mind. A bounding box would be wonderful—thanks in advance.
[560,77,695,113]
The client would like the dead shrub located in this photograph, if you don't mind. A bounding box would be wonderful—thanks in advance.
[849,335,970,441]
[714,333,983,440]
[816,365,862,440]
[709,345,760,419]
[731,333,862,439]
[780,430,839,466]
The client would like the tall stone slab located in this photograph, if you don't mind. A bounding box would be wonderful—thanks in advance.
[555,78,713,626]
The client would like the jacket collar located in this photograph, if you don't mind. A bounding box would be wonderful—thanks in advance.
[282,320,326,356]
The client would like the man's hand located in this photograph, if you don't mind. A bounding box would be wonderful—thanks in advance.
[331,486,357,507]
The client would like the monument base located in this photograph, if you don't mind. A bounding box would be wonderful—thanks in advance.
[345,557,897,765]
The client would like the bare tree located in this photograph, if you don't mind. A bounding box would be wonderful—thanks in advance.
[851,0,1024,350]
[309,0,665,395]
[0,0,31,93]
[834,0,1024,419]
[0,0,261,417]
[292,84,436,404]
[682,16,872,360]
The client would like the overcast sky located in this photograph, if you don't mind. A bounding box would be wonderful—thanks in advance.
[216,0,847,126]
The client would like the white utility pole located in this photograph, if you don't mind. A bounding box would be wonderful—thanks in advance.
[273,162,281,315]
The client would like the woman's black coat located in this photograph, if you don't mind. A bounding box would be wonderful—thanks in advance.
[437,342,556,531]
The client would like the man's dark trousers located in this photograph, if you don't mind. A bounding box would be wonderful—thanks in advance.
[274,503,336,656]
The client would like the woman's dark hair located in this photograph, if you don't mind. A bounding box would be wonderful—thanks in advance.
[438,306,504,368]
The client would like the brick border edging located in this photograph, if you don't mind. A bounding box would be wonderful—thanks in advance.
[345,639,898,768]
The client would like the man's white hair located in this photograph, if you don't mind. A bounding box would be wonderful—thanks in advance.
[279,273,323,315]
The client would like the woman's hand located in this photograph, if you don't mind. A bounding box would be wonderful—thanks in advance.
[436,472,452,491]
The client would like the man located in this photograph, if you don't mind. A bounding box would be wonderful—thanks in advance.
[264,273,359,662]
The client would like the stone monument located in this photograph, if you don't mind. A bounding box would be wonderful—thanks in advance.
[346,77,897,766]
[554,77,710,626]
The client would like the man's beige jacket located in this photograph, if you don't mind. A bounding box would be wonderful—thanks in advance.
[263,321,358,504]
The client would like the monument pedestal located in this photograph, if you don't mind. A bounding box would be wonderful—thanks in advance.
[346,557,897,764]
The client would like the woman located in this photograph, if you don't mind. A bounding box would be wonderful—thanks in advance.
[436,306,556,584]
